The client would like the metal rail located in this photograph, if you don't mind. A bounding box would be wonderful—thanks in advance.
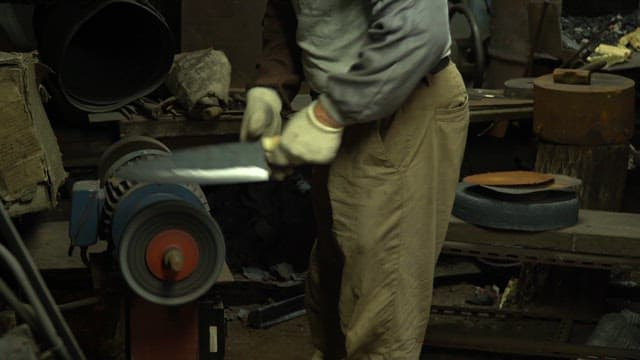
[427,305,640,359]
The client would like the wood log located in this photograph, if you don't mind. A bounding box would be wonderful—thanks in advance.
[535,142,629,211]
[520,141,630,313]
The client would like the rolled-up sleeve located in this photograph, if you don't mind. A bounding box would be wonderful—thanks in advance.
[319,0,452,125]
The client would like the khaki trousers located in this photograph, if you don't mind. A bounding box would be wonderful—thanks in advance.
[306,63,469,359]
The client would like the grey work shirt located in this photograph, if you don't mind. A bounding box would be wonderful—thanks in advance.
[291,0,452,125]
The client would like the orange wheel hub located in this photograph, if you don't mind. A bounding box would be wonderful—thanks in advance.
[145,229,199,281]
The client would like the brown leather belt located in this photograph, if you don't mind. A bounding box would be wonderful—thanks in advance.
[429,56,451,75]
[430,56,451,76]
[424,56,450,86]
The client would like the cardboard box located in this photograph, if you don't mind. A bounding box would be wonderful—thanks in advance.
[0,52,66,216]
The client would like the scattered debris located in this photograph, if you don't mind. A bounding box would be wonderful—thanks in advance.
[466,285,500,306]
[236,308,250,322]
[499,278,519,309]
[270,263,306,282]
[562,13,638,49]
[585,311,640,350]
[242,267,273,282]
[271,263,294,281]
[248,295,306,329]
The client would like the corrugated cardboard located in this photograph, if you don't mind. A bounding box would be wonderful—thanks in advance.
[0,52,66,216]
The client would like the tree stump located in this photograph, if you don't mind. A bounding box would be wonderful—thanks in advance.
[535,142,629,211]
[518,142,629,317]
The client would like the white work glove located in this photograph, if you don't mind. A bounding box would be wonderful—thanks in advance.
[267,101,343,166]
[240,87,283,141]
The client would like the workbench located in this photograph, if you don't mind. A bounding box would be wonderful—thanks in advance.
[116,90,534,139]
[21,207,640,359]
[434,209,640,359]
[444,209,640,270]
[25,209,640,273]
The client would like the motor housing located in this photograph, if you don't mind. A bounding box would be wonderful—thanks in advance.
[70,137,225,305]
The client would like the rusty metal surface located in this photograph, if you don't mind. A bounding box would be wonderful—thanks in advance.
[534,73,635,145]
[463,171,554,186]
[129,297,200,360]
[480,174,582,195]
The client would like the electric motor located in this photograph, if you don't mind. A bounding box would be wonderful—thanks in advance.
[70,136,226,305]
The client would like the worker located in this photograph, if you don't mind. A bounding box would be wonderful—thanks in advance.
[240,1,469,358]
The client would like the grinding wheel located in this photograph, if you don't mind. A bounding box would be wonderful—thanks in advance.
[453,183,579,231]
[119,200,225,305]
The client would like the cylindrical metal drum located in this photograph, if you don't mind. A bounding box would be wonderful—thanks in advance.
[35,0,174,112]
[534,73,635,145]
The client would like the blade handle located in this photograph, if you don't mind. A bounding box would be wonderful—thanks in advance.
[261,136,281,152]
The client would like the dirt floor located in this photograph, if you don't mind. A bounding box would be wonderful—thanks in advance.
[224,283,537,360]
[224,315,536,360]
[226,316,314,360]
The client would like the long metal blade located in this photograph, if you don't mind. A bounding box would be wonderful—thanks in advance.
[115,141,270,185]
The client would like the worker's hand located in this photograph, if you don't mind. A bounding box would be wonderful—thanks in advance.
[267,101,343,166]
[240,87,283,141]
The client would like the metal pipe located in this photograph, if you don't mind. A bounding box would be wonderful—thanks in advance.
[58,297,101,312]
[0,277,38,331]
[0,203,85,359]
[0,244,69,360]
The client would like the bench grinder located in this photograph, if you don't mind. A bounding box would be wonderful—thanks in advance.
[69,136,226,306]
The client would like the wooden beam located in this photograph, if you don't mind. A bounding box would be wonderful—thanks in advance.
[447,210,640,258]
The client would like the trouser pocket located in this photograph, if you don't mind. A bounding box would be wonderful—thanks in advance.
[433,93,469,251]
[435,93,469,165]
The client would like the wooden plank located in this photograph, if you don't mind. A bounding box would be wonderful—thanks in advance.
[469,98,533,108]
[118,94,534,139]
[447,210,640,258]
[469,107,533,123]
[22,221,107,270]
[118,108,534,136]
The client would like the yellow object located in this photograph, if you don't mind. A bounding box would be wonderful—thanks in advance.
[499,278,519,309]
[619,27,640,51]
[588,44,631,68]
[594,44,631,58]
